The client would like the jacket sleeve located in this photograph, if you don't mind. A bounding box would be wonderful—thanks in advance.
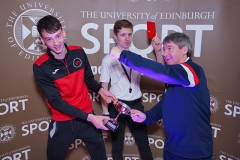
[119,50,200,87]
[144,97,163,124]
[82,50,102,93]
[33,64,88,120]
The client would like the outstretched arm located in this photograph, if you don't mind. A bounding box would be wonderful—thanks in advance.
[130,100,163,125]
[130,109,146,123]
[144,100,163,124]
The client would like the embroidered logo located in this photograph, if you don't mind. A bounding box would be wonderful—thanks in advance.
[52,69,59,74]
[73,58,82,68]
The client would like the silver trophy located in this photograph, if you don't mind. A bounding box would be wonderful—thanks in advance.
[104,101,131,132]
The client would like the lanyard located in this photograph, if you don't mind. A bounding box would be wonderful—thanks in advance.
[120,63,132,93]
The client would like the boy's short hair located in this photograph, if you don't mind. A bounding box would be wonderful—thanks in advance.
[113,19,133,35]
[37,15,62,37]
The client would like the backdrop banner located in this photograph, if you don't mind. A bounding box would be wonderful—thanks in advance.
[0,0,240,159]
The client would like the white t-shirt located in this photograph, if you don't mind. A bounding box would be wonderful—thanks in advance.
[100,49,142,101]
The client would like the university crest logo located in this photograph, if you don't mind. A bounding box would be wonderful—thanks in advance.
[6,2,66,61]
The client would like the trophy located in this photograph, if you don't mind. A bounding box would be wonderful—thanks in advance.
[104,101,131,132]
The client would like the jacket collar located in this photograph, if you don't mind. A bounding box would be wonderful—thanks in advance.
[46,43,69,59]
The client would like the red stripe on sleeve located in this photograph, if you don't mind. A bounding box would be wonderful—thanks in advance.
[181,63,200,85]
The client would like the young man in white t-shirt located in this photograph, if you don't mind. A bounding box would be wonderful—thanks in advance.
[100,19,162,160]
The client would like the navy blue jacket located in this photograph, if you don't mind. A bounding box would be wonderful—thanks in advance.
[119,50,213,159]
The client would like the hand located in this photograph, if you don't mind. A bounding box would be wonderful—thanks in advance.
[152,36,164,63]
[151,36,162,52]
[130,109,146,123]
[87,114,110,130]
[98,88,118,104]
[110,46,122,59]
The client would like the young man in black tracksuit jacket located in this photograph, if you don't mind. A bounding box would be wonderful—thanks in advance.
[33,15,117,160]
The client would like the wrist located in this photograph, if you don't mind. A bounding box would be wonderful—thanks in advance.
[154,48,161,53]
[98,87,103,94]
[102,112,110,116]
[87,114,94,122]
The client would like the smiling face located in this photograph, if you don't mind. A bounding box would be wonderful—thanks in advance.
[162,41,188,65]
[40,28,66,59]
[113,27,132,50]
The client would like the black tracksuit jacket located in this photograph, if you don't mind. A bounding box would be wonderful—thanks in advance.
[33,44,101,121]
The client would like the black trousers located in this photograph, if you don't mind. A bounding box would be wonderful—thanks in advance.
[109,98,153,160]
[47,117,107,160]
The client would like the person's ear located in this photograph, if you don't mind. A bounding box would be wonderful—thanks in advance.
[113,32,118,44]
[113,32,117,40]
[182,45,188,55]
[62,29,66,38]
[39,36,45,45]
